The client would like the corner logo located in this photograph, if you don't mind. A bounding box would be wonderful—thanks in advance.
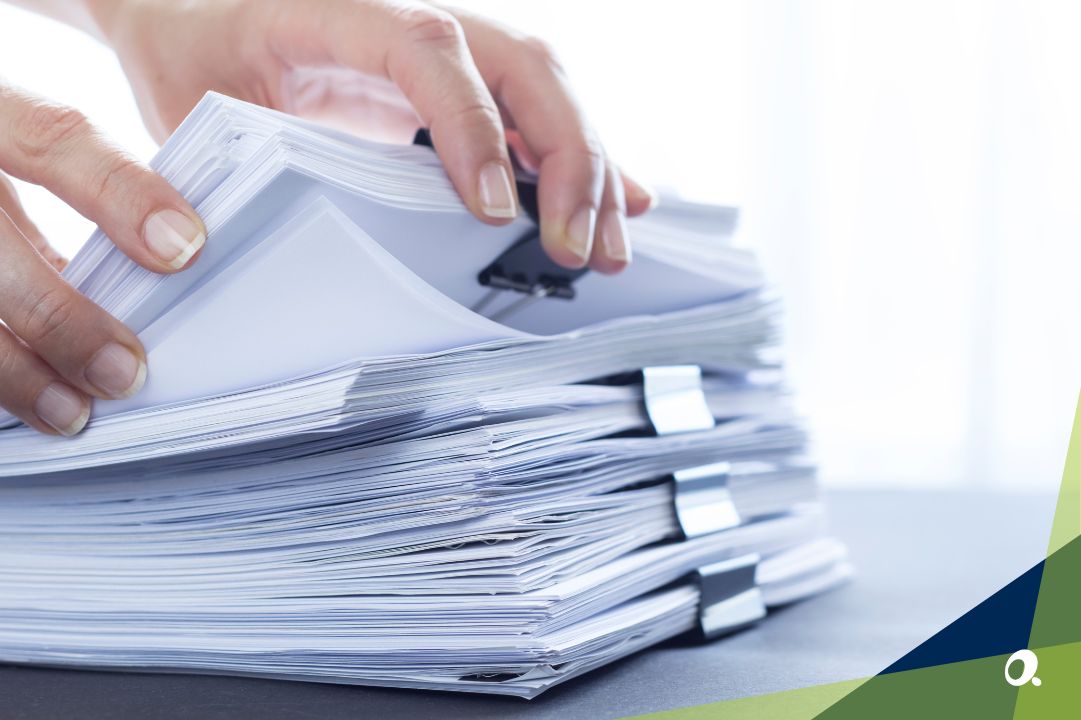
[1005,649,1041,687]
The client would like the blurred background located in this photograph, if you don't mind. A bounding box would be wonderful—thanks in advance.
[0,0,1077,492]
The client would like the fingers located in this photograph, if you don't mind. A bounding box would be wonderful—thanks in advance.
[0,172,66,271]
[268,1,645,267]
[0,323,90,436]
[534,136,604,269]
[379,4,517,222]
[500,42,605,269]
[0,211,147,413]
[590,162,632,275]
[449,12,622,270]
[0,84,178,435]
[0,85,206,274]
[272,0,518,224]
[621,171,658,218]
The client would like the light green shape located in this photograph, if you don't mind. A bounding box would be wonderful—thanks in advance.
[1026,534,1081,651]
[621,676,868,720]
[1025,392,1081,649]
[1013,640,1081,718]
[1044,390,1081,557]
[812,653,1018,719]
[623,653,1025,720]
[621,392,1081,719]
[1015,392,1081,716]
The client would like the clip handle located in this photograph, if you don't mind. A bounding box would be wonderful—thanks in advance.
[642,365,716,436]
[640,366,765,637]
[696,553,766,639]
[673,461,741,538]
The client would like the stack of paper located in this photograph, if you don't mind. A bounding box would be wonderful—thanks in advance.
[0,94,850,698]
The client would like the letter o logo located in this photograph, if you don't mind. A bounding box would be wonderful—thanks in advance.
[1005,649,1041,687]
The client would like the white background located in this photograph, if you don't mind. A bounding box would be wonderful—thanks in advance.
[0,0,1077,492]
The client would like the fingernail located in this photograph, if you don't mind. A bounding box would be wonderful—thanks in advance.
[566,206,597,264]
[478,162,517,219]
[34,383,89,436]
[645,186,660,211]
[85,342,146,399]
[601,210,631,264]
[144,209,205,270]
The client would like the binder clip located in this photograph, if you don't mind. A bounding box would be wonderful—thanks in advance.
[695,553,766,639]
[642,365,717,436]
[641,365,743,538]
[413,128,587,322]
[641,365,766,638]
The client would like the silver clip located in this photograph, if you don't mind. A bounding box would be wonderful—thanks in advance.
[641,366,764,637]
[696,553,766,639]
[486,285,552,323]
[642,366,739,536]
[673,461,741,538]
[641,365,716,435]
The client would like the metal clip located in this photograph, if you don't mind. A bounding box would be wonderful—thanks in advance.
[641,365,763,637]
[413,127,589,323]
[673,461,741,538]
[642,365,741,537]
[471,230,588,322]
[642,367,740,537]
[696,553,766,639]
[641,365,716,436]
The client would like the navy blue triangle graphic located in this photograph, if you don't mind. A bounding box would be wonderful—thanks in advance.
[812,535,1081,719]
[881,556,1045,673]
[879,533,1081,674]
[808,546,1061,719]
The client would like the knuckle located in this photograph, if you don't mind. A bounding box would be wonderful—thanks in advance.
[0,339,19,383]
[12,102,89,161]
[396,6,464,46]
[575,134,607,168]
[448,101,503,130]
[20,285,78,347]
[90,155,145,205]
[521,36,563,71]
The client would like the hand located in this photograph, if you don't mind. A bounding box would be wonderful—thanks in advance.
[0,82,206,436]
[93,0,656,274]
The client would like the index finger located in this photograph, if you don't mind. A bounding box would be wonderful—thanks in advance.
[449,11,609,269]
[0,85,206,274]
[268,0,520,223]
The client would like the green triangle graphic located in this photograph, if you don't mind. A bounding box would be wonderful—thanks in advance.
[1041,391,1081,558]
[619,392,1081,719]
[1013,392,1081,718]
[621,676,868,720]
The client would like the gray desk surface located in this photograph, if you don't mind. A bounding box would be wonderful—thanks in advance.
[0,489,1055,720]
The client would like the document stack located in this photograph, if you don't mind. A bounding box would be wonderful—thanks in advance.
[0,94,851,698]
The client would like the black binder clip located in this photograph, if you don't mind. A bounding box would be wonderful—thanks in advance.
[413,128,587,322]
[695,553,767,639]
[640,365,766,638]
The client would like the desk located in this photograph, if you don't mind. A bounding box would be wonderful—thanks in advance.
[0,489,1055,720]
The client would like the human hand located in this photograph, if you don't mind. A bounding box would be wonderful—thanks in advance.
[0,83,206,436]
[92,0,655,274]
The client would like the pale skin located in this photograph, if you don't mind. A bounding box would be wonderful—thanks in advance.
[0,0,655,437]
